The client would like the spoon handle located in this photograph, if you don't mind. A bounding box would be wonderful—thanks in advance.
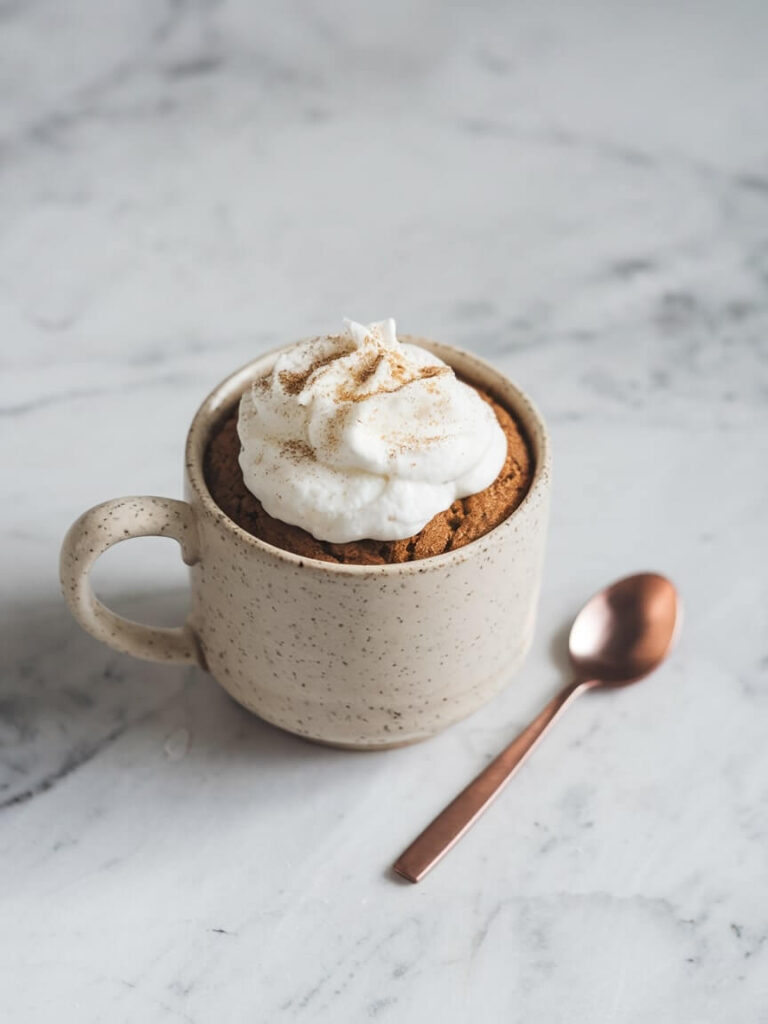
[393,679,590,882]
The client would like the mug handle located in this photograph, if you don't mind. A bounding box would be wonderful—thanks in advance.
[60,496,202,665]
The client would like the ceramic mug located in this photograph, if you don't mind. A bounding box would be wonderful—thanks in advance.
[60,339,551,749]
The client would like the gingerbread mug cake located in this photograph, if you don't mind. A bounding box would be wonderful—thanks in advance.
[205,318,533,565]
[61,319,550,748]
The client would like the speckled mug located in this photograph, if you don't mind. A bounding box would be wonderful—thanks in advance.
[60,339,551,749]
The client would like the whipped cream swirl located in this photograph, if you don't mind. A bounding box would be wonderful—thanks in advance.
[237,319,507,544]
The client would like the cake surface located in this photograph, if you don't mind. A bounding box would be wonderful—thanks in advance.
[204,385,533,564]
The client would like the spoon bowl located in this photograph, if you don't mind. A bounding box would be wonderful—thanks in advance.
[569,572,680,685]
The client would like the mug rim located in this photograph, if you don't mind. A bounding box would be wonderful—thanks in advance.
[185,336,551,576]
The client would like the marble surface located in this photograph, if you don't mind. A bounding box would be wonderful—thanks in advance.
[2,1,768,1020]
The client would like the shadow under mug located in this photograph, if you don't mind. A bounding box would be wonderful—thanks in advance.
[60,339,551,749]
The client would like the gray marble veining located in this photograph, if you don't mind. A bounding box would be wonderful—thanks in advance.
[2,1,768,1021]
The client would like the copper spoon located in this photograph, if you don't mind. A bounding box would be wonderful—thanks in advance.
[393,572,680,883]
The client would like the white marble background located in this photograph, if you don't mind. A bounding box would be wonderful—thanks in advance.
[2,1,768,1021]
